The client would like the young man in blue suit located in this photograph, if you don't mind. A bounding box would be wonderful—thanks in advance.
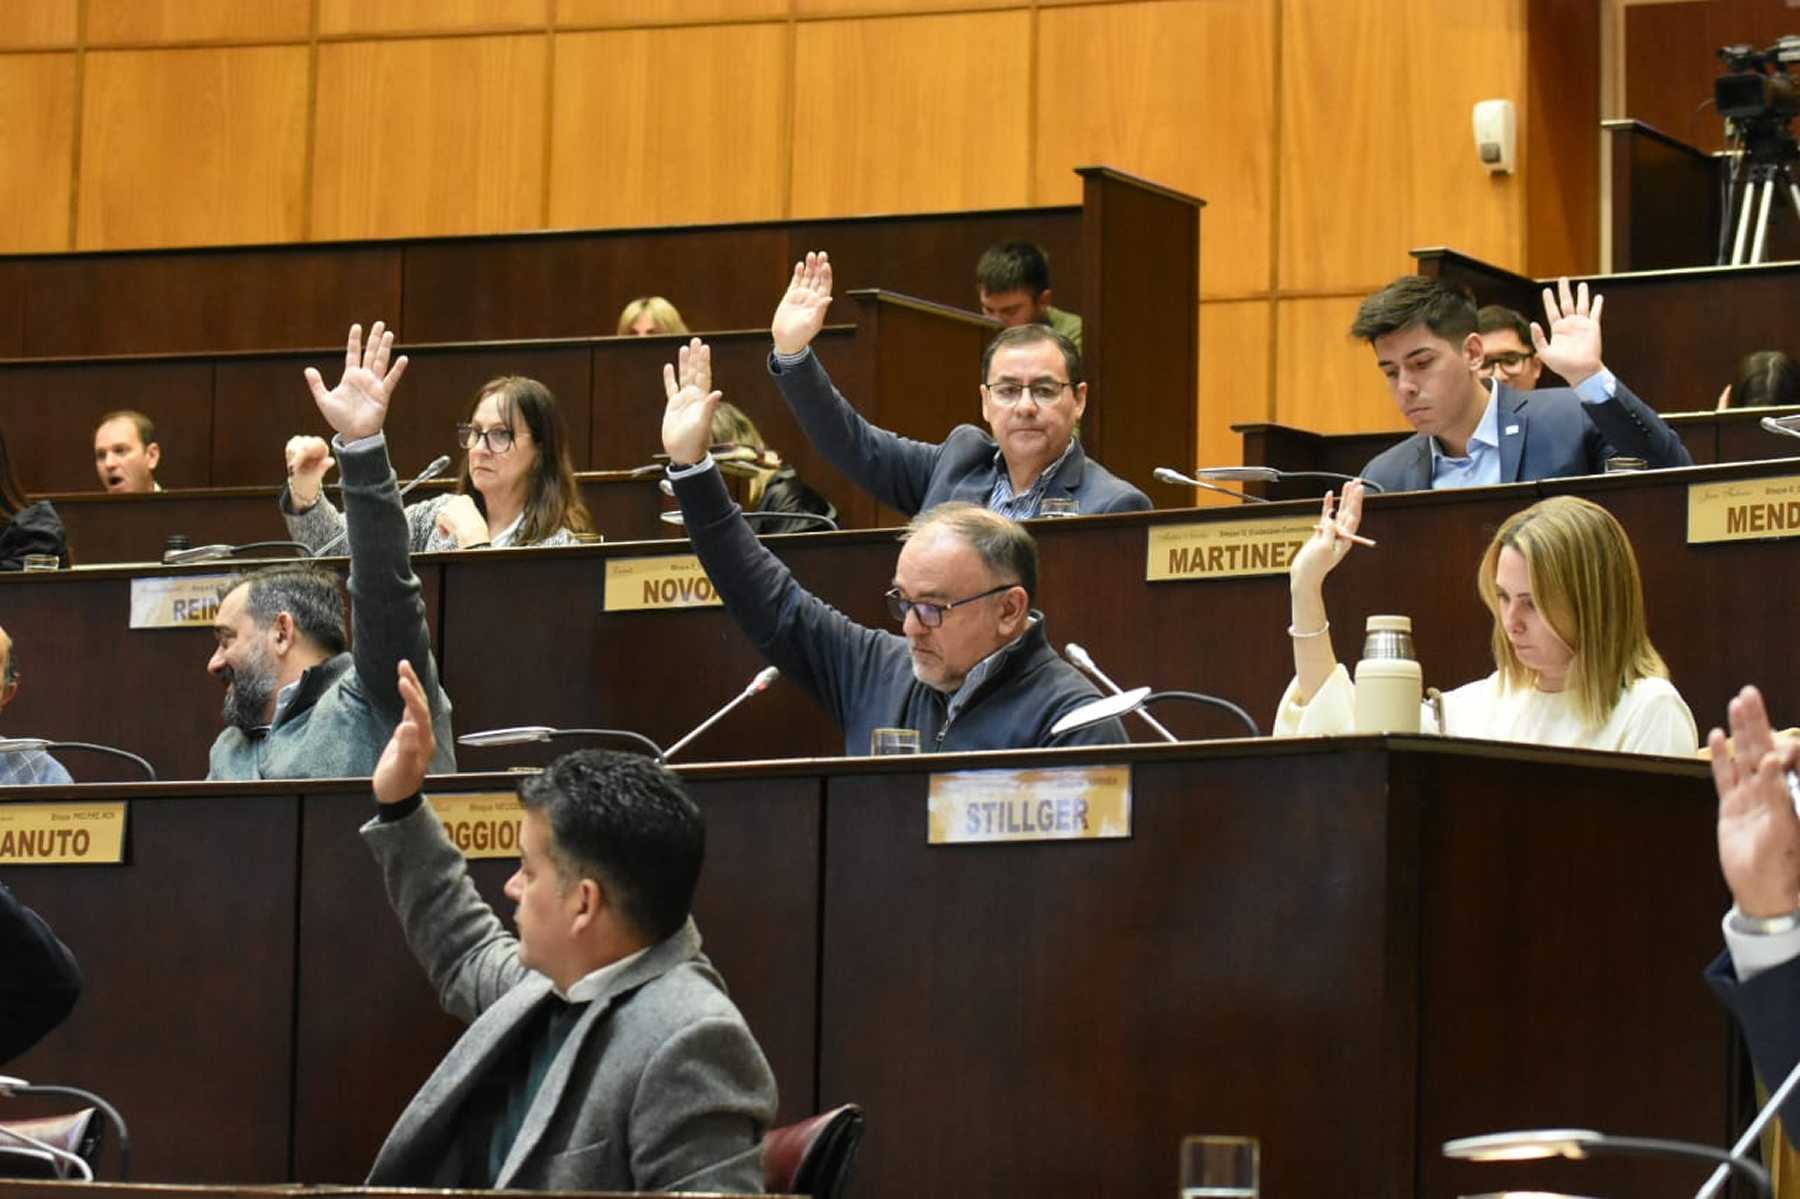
[1351,275,1691,493]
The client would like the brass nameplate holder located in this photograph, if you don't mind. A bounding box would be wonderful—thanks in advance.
[1146,518,1316,581]
[0,801,127,864]
[603,554,722,612]
[429,792,523,860]
[129,574,238,629]
[1689,475,1800,544]
[928,765,1131,845]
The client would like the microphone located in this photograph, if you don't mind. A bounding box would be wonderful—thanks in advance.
[163,540,312,565]
[1761,414,1800,440]
[313,453,454,556]
[659,510,839,532]
[457,726,665,760]
[663,667,781,761]
[0,1075,130,1180]
[0,1121,91,1181]
[1063,643,1178,743]
[1151,466,1269,504]
[1049,688,1261,741]
[1691,1045,1800,1197]
[1182,464,1386,494]
[0,738,155,781]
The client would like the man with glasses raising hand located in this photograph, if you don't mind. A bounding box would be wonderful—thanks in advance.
[764,251,1149,520]
[661,339,1124,753]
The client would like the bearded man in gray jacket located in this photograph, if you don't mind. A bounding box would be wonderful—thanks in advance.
[361,658,777,1191]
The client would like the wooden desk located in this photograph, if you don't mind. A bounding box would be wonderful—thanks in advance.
[2,739,1728,1197]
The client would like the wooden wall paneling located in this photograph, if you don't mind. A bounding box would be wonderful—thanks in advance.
[1274,295,1403,436]
[0,52,76,253]
[790,208,1082,316]
[17,246,405,357]
[399,227,793,342]
[84,0,312,45]
[212,350,355,488]
[0,0,74,48]
[5,792,300,1180]
[557,0,791,24]
[0,263,25,357]
[318,0,546,37]
[794,0,1015,13]
[789,11,1032,218]
[76,47,309,251]
[0,359,214,495]
[1523,0,1600,276]
[549,25,790,229]
[1197,298,1271,477]
[48,487,296,565]
[1036,0,1274,299]
[1624,0,1782,155]
[588,330,782,471]
[311,36,549,241]
[1606,120,1720,272]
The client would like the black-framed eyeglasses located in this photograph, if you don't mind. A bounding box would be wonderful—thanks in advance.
[1480,351,1535,375]
[885,583,1015,628]
[984,380,1072,406]
[456,423,516,453]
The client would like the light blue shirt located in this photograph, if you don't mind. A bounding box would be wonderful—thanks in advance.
[1429,369,1617,490]
[989,439,1077,519]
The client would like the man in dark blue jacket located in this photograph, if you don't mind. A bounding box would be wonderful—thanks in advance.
[661,340,1126,755]
[1,883,80,1064]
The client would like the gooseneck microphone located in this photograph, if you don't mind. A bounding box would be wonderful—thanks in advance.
[1063,644,1178,743]
[0,738,155,781]
[0,1075,131,1180]
[1151,466,1270,504]
[660,509,839,532]
[0,1120,91,1180]
[163,541,312,565]
[312,453,454,557]
[1184,464,1385,493]
[663,667,781,761]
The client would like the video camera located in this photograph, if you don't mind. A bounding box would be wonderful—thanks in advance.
[1717,36,1800,121]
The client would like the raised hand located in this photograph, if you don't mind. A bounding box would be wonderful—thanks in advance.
[1712,685,1800,918]
[771,251,834,356]
[373,659,435,804]
[1290,481,1369,597]
[304,321,410,442]
[285,435,336,506]
[434,494,491,548]
[662,338,724,466]
[1530,277,1605,389]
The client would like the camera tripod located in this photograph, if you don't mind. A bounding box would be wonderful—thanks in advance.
[1725,123,1800,265]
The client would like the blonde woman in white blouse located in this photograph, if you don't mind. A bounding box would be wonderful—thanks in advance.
[1277,482,1697,756]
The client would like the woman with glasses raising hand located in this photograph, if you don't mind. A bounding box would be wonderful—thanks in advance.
[280,375,595,553]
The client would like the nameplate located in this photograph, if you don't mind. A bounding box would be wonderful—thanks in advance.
[1688,475,1800,544]
[0,801,127,864]
[603,554,722,612]
[129,574,237,629]
[429,792,523,860]
[1145,518,1315,582]
[927,765,1131,845]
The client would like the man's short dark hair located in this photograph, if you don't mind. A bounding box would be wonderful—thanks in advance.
[980,324,1084,389]
[1476,304,1531,343]
[5,642,18,688]
[904,502,1039,602]
[97,409,157,447]
[518,750,705,943]
[224,565,348,656]
[976,240,1053,295]
[1350,276,1478,345]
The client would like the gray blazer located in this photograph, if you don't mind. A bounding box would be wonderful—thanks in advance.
[364,802,776,1192]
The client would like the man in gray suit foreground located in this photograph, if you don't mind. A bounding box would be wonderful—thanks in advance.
[362,659,776,1191]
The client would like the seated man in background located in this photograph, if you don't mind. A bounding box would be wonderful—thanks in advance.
[0,882,80,1064]
[1352,276,1691,493]
[976,240,1083,351]
[92,410,161,493]
[0,624,70,786]
[1475,304,1544,390]
[206,322,455,780]
[362,660,775,1191]
[769,251,1149,520]
[665,339,1126,754]
[1704,685,1800,1143]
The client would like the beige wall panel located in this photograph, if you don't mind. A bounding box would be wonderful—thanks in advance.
[558,0,788,22]
[790,12,1031,218]
[1280,0,1526,292]
[78,47,308,249]
[86,0,311,44]
[0,54,74,250]
[1196,299,1270,473]
[312,36,547,240]
[550,25,787,227]
[1273,296,1405,436]
[795,0,1016,14]
[1037,0,1275,299]
[319,0,546,37]
[0,0,75,48]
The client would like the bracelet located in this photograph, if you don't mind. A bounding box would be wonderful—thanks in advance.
[1729,906,1800,936]
[1287,621,1330,639]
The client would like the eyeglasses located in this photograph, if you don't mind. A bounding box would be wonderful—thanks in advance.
[456,424,516,453]
[1480,351,1536,375]
[885,583,1015,629]
[984,380,1072,406]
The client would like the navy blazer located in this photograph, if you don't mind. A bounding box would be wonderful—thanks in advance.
[1358,378,1692,493]
[1707,947,1800,1148]
[769,349,1151,517]
[0,884,81,1064]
